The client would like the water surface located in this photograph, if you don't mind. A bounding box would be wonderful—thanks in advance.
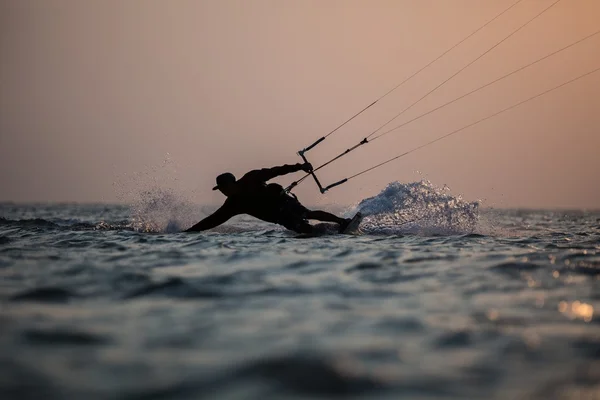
[1,182,599,399]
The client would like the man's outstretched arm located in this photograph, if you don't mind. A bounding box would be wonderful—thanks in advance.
[185,202,236,232]
[249,163,312,182]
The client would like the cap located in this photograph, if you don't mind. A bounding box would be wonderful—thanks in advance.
[212,172,236,190]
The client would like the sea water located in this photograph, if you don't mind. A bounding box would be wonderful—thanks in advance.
[0,181,599,399]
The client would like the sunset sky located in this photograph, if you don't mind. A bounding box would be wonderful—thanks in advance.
[1,0,599,208]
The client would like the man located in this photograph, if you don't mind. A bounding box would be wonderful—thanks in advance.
[185,162,352,234]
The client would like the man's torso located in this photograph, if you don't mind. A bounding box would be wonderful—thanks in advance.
[225,173,306,224]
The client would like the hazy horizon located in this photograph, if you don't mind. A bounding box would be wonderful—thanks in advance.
[1,0,599,209]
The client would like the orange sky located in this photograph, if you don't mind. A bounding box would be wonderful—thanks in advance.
[1,0,599,208]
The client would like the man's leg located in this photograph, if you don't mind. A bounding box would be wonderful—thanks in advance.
[306,210,348,225]
[282,218,314,234]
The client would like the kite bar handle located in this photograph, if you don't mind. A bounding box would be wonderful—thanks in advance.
[300,137,325,154]
[322,179,348,193]
[298,151,326,194]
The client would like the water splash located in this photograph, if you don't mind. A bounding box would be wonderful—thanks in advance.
[113,154,201,233]
[354,180,480,235]
[128,188,201,233]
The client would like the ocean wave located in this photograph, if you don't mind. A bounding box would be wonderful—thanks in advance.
[0,217,134,232]
[0,217,59,229]
[21,328,110,346]
[9,287,79,303]
[490,262,543,276]
[123,277,222,300]
[231,353,385,396]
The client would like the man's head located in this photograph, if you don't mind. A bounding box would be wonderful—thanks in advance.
[212,172,237,196]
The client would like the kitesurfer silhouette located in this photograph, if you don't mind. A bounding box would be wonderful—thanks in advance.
[185,163,352,234]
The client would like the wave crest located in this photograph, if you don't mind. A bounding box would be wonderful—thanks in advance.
[356,180,480,235]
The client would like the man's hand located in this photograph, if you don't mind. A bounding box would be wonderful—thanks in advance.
[300,162,313,173]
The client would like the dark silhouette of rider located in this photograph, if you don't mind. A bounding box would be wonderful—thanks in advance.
[185,163,351,234]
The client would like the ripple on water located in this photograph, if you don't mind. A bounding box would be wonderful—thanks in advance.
[572,338,600,360]
[335,249,353,257]
[568,262,600,277]
[489,262,543,277]
[434,330,473,349]
[113,354,388,399]
[346,262,383,272]
[9,287,78,303]
[0,218,59,230]
[231,354,385,396]
[374,316,425,333]
[93,241,128,251]
[462,233,488,239]
[21,328,110,346]
[109,271,153,293]
[283,260,310,270]
[123,277,222,300]
[404,255,458,263]
[0,359,61,399]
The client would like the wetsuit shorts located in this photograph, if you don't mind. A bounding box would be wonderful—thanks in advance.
[277,196,311,233]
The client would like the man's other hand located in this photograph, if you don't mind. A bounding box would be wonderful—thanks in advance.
[300,162,313,173]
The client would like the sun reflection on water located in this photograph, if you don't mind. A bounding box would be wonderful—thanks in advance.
[558,300,594,323]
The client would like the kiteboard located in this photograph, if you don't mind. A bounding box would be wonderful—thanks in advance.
[341,212,363,234]
[295,212,363,238]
